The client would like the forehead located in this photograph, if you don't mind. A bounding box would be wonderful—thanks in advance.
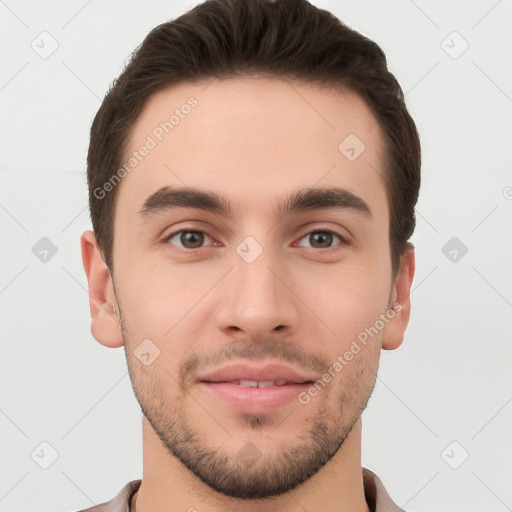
[116,77,388,221]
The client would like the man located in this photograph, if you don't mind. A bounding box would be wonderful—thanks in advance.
[79,0,419,510]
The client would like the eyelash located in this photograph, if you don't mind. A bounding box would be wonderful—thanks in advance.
[163,227,350,252]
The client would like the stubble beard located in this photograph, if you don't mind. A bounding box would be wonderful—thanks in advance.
[123,339,378,500]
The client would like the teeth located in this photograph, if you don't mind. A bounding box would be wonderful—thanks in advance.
[238,380,289,387]
[258,381,276,388]
[239,380,259,388]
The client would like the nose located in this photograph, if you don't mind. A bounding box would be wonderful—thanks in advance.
[214,246,300,343]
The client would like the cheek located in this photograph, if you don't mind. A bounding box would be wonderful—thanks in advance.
[302,264,391,348]
[115,266,171,343]
[117,261,216,354]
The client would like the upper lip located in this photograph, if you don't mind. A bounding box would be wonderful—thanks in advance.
[196,362,318,384]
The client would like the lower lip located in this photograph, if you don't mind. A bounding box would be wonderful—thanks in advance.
[199,382,311,414]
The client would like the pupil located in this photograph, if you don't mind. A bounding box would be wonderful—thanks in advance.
[182,231,203,248]
[311,232,331,248]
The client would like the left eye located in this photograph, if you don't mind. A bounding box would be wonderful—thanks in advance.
[166,230,213,250]
[297,230,344,249]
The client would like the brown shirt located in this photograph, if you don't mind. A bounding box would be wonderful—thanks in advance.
[78,468,404,512]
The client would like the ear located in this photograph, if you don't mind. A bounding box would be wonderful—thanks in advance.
[381,247,415,350]
[80,230,124,348]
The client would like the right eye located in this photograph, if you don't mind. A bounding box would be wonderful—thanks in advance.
[165,230,215,250]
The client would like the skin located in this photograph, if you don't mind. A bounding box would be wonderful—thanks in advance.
[81,77,415,512]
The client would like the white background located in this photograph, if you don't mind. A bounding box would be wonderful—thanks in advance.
[1,1,511,511]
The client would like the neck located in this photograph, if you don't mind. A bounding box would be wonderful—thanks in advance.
[132,418,370,512]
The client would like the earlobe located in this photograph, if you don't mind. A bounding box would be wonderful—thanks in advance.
[381,247,415,351]
[80,230,124,348]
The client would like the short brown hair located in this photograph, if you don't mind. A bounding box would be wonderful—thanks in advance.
[87,0,420,278]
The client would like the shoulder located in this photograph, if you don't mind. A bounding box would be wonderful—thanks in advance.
[75,479,141,512]
[363,468,406,512]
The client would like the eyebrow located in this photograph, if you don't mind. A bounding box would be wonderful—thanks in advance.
[137,185,372,220]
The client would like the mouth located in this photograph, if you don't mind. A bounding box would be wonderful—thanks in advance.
[196,361,318,385]
[202,379,313,387]
[196,362,317,414]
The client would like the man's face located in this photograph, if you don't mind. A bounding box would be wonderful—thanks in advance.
[104,77,403,498]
